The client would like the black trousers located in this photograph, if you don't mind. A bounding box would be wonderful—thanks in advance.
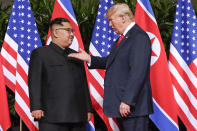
[117,116,149,131]
[39,122,86,131]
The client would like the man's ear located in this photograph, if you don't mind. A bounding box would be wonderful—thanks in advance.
[122,15,126,23]
[122,15,129,23]
[53,29,59,38]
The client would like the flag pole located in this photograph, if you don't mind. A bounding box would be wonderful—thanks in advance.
[20,118,22,131]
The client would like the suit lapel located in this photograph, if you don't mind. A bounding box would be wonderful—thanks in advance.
[106,25,137,69]
[106,40,117,67]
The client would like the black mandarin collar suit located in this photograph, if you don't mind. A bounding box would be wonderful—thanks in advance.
[28,42,92,123]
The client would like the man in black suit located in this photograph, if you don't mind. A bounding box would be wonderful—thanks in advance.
[28,18,92,131]
[69,3,153,131]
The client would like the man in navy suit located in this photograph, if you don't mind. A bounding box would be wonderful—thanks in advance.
[69,3,153,131]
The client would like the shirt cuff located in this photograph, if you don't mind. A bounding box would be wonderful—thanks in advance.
[87,56,91,66]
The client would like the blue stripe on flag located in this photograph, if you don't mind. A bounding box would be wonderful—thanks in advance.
[140,0,155,18]
[150,102,178,131]
[59,0,76,19]
[86,123,94,131]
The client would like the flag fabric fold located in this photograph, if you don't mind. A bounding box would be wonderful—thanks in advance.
[86,114,95,131]
[0,57,11,131]
[45,0,95,130]
[169,0,197,130]
[87,0,119,131]
[0,0,42,130]
[46,0,83,51]
[135,0,179,130]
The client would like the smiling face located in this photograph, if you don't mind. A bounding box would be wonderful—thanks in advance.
[51,21,74,49]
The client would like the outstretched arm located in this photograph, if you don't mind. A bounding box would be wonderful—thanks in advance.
[69,48,108,69]
[68,48,91,63]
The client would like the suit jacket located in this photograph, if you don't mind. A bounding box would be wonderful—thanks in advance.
[28,42,92,123]
[89,24,153,117]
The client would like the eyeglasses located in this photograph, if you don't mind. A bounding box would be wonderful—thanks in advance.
[56,28,75,34]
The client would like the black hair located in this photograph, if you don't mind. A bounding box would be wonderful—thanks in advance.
[49,18,70,29]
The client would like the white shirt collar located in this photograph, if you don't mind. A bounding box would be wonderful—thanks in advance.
[123,22,135,36]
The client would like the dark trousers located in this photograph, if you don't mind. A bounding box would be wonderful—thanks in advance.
[117,116,149,131]
[39,122,86,131]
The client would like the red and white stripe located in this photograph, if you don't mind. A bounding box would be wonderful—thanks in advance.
[1,34,38,131]
[169,44,197,130]
[88,43,119,131]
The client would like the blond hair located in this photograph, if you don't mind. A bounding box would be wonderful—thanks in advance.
[105,3,134,21]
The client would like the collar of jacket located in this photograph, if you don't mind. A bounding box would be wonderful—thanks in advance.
[50,42,71,56]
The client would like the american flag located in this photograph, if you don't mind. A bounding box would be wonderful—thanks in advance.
[135,0,179,130]
[0,57,11,131]
[0,0,42,130]
[45,0,95,130]
[87,0,119,130]
[169,0,197,130]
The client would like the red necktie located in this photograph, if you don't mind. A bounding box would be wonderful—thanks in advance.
[116,34,124,48]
